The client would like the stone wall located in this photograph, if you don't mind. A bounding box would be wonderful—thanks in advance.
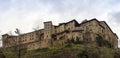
[2,18,118,50]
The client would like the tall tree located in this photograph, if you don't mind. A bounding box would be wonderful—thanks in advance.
[0,31,2,47]
[14,28,21,58]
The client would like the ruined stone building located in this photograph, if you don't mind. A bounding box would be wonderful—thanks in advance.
[2,18,118,50]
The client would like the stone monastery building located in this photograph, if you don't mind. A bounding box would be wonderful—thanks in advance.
[2,18,118,50]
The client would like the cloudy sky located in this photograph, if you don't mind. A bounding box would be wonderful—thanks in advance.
[0,0,120,47]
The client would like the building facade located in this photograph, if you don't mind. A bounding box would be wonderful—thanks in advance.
[2,18,118,50]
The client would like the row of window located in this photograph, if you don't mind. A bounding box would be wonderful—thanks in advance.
[20,33,35,42]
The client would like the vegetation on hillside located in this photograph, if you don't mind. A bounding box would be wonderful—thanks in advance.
[96,35,113,48]
[0,44,120,58]
[0,35,119,58]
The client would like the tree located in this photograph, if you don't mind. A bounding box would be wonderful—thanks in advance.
[75,38,80,44]
[33,25,42,40]
[71,38,75,43]
[0,31,2,47]
[8,31,13,36]
[77,50,88,58]
[96,35,113,48]
[33,25,41,31]
[14,28,22,58]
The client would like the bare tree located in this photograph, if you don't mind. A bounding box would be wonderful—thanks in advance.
[0,31,2,47]
[14,28,21,58]
[33,25,42,40]
[2,30,19,58]
[33,25,41,31]
[8,31,13,36]
[1,29,22,58]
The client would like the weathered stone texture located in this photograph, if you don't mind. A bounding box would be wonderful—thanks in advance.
[2,18,118,50]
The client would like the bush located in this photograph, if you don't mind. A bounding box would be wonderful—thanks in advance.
[77,50,88,58]
[65,44,72,48]
[96,35,113,48]
[67,38,82,44]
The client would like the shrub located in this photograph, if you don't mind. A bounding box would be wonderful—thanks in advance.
[77,50,88,58]
[96,35,113,48]
[67,38,82,44]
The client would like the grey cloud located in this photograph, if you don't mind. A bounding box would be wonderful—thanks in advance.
[107,12,120,40]
[109,12,120,23]
[37,0,112,17]
[0,0,120,34]
[108,11,120,24]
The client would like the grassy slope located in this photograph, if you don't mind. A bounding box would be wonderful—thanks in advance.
[2,44,120,58]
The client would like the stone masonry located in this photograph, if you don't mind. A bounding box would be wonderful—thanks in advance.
[2,18,118,50]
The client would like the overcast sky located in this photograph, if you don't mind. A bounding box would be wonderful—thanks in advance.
[0,0,120,47]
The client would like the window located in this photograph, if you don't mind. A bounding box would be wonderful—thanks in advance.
[33,44,35,46]
[25,39,27,41]
[68,27,70,30]
[32,38,33,40]
[90,29,92,32]
[47,35,48,37]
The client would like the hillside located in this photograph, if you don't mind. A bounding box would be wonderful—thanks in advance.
[1,44,120,58]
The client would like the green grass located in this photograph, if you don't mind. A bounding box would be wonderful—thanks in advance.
[1,44,120,58]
